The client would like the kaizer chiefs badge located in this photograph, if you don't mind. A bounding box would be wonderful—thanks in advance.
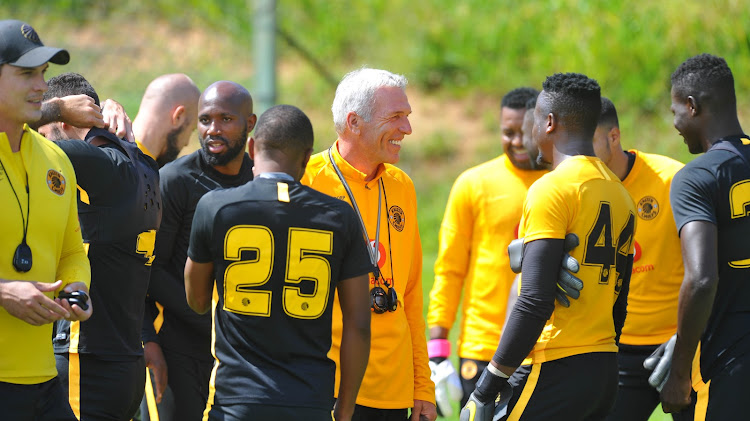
[637,196,659,220]
[461,360,478,380]
[47,169,66,195]
[388,205,405,232]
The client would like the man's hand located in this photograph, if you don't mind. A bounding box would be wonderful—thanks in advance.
[427,338,463,417]
[660,369,692,413]
[101,99,135,142]
[459,368,513,421]
[508,233,583,307]
[55,281,93,322]
[0,279,69,325]
[429,359,463,417]
[49,95,105,130]
[412,399,437,421]
[643,334,677,392]
[144,341,168,403]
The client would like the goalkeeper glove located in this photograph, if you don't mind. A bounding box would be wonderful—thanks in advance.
[507,233,583,307]
[428,339,463,417]
[460,367,513,421]
[643,334,677,392]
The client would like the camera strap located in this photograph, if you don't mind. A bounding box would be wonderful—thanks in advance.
[328,146,382,281]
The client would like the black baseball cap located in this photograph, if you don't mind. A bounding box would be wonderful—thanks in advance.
[0,20,69,67]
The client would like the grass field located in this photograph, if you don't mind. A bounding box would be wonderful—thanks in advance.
[2,2,745,419]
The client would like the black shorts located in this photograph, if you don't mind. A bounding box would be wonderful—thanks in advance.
[606,344,671,421]
[505,352,618,420]
[162,348,214,421]
[459,358,489,407]
[0,377,77,421]
[674,349,750,421]
[56,353,145,421]
[205,403,331,421]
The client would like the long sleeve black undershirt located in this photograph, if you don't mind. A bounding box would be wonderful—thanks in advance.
[493,238,562,367]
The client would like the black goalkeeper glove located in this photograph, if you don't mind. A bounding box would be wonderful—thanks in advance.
[460,368,513,421]
[508,233,583,307]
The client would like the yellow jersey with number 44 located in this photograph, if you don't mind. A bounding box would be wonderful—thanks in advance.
[520,155,636,365]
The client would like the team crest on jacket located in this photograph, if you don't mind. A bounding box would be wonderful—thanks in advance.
[47,169,66,195]
[388,205,405,232]
[637,196,659,220]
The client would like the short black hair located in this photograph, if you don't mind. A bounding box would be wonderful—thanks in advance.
[599,97,619,129]
[671,53,736,111]
[502,87,540,109]
[254,104,314,156]
[525,97,537,110]
[42,72,100,106]
[540,72,601,138]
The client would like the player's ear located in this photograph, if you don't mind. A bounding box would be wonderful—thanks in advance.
[546,112,556,134]
[298,147,314,181]
[248,137,256,160]
[171,105,186,126]
[346,111,360,135]
[687,95,700,116]
[246,113,258,133]
[609,127,621,147]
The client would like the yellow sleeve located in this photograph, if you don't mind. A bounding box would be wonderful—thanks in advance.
[55,168,91,288]
[428,172,474,329]
[404,222,436,403]
[521,176,570,242]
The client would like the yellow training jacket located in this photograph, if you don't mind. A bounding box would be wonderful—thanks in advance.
[0,126,90,384]
[520,156,636,365]
[428,155,546,361]
[619,150,684,346]
[302,141,435,409]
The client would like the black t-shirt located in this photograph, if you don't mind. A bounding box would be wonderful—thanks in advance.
[53,128,161,357]
[670,136,750,381]
[147,150,253,360]
[188,177,372,408]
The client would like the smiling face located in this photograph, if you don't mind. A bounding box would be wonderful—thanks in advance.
[356,86,412,167]
[670,86,704,154]
[0,63,48,132]
[501,106,532,170]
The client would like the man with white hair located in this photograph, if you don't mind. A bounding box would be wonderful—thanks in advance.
[303,68,437,421]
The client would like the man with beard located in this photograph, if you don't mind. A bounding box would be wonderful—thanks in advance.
[143,81,256,421]
[133,73,200,167]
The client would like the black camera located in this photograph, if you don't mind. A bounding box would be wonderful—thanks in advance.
[58,290,90,311]
[370,285,398,314]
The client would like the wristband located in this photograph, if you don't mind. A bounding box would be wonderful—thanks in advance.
[428,338,451,359]
[487,363,510,379]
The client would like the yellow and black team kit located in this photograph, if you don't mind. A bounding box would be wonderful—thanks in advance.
[428,155,546,402]
[494,155,636,420]
[188,175,372,421]
[670,136,750,420]
[0,126,90,419]
[50,128,161,420]
[303,142,435,412]
[608,150,685,421]
[142,150,254,421]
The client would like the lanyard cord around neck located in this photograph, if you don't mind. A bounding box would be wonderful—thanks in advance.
[0,156,30,246]
[328,146,382,281]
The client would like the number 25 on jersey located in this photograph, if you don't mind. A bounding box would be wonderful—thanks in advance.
[223,225,333,320]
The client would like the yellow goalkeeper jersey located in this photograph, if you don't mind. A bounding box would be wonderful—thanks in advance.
[619,150,684,345]
[427,155,546,361]
[520,156,636,365]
